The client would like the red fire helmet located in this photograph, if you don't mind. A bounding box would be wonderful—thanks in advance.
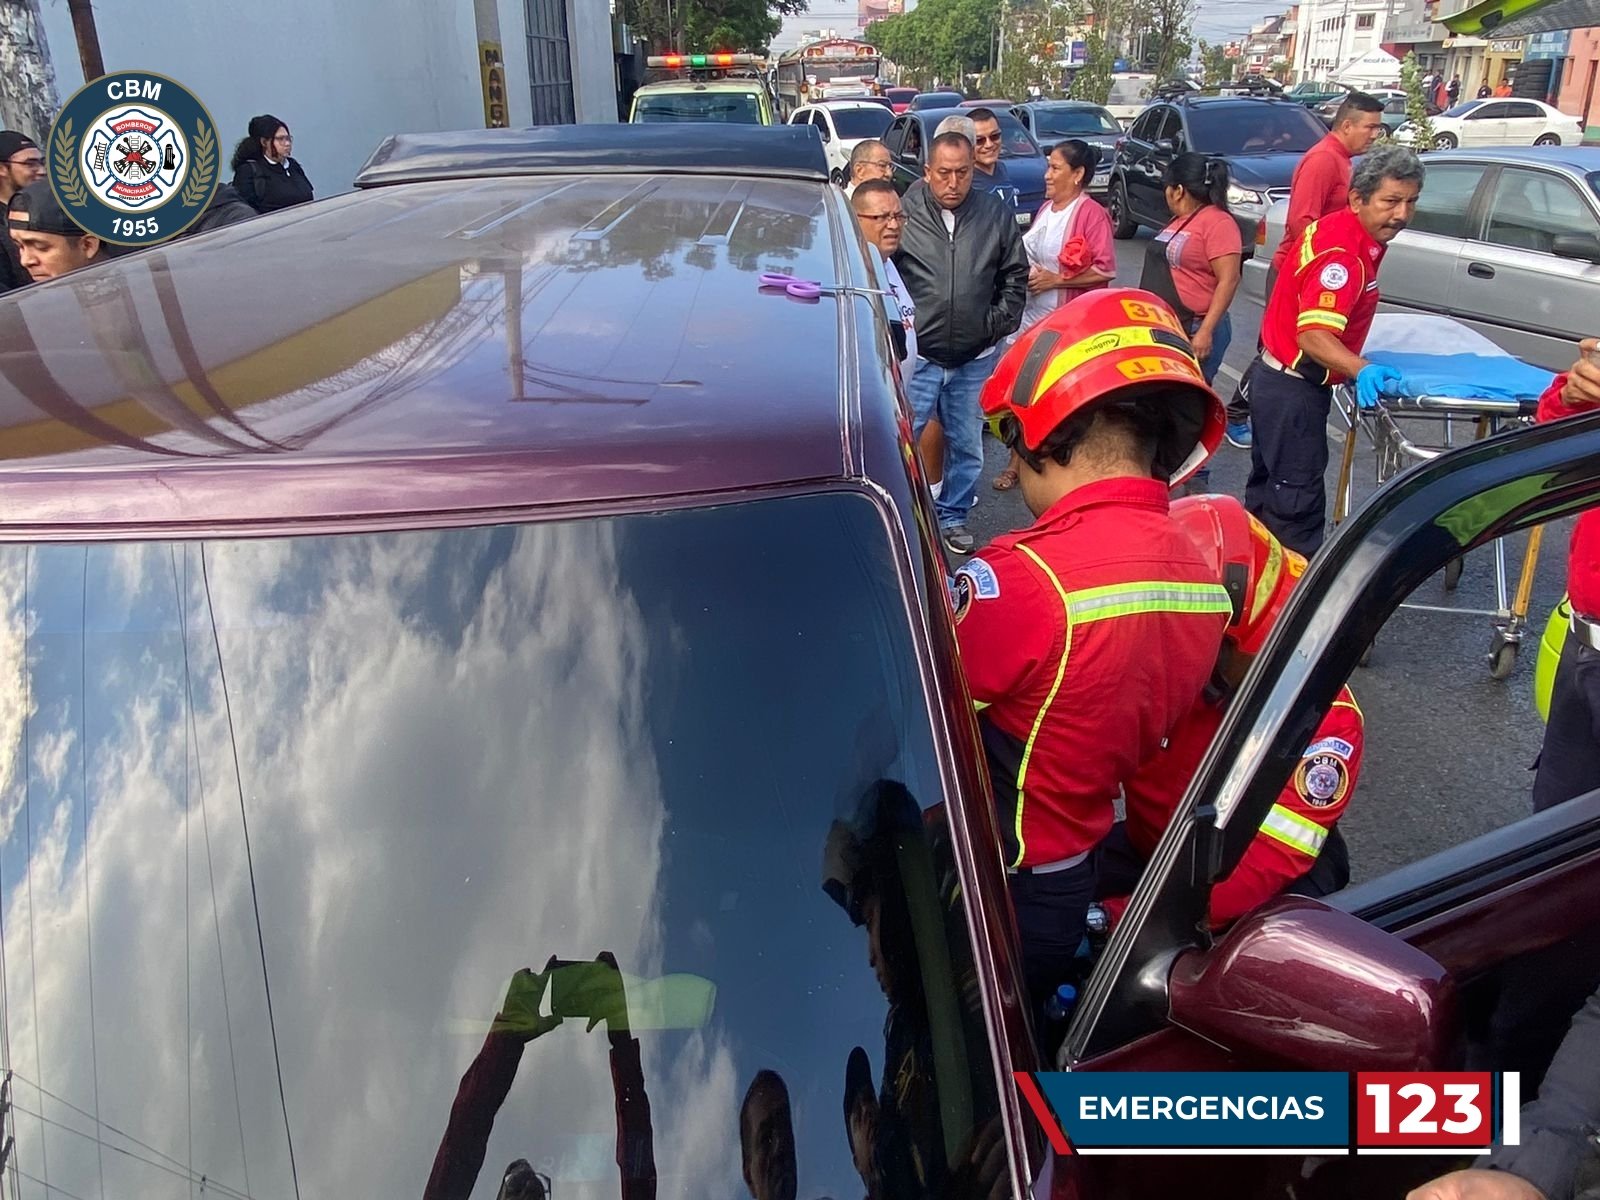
[979,288,1224,484]
[1171,493,1307,658]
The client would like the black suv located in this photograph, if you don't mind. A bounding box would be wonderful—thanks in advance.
[1107,95,1328,256]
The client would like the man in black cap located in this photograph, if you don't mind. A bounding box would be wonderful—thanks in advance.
[8,179,111,283]
[0,132,45,292]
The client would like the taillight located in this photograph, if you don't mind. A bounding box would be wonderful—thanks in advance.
[1255,220,1267,247]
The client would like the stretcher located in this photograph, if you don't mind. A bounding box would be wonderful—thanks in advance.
[1329,315,1554,680]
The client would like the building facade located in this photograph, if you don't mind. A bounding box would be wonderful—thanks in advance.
[1294,0,1394,80]
[29,0,615,199]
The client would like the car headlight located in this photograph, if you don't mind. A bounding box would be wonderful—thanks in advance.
[1227,184,1266,208]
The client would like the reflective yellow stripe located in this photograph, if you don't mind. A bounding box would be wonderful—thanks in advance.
[1031,325,1175,404]
[1297,311,1349,331]
[1260,804,1327,858]
[1332,690,1364,720]
[974,700,991,712]
[1064,580,1234,624]
[1297,223,1318,270]
[1249,535,1283,626]
[1013,544,1075,868]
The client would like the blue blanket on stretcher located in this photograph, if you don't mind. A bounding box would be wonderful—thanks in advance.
[1362,351,1556,401]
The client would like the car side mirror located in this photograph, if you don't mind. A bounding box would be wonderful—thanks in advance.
[1154,138,1177,154]
[1167,896,1458,1071]
[1552,232,1600,264]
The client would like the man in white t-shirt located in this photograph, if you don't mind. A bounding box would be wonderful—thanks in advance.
[851,179,916,367]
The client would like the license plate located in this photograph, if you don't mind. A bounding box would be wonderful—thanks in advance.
[1017,212,1031,226]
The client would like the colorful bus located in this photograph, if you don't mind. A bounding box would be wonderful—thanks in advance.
[774,38,884,119]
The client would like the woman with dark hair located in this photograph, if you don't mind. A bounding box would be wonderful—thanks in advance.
[991,138,1116,491]
[230,114,313,214]
[1142,152,1241,386]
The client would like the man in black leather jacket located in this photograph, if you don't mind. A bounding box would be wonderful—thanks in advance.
[893,130,1028,556]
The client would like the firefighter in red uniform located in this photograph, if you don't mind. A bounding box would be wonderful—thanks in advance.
[955,287,1232,1009]
[1103,495,1364,928]
[1244,144,1425,556]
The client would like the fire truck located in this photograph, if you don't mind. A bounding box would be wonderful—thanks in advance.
[774,38,884,119]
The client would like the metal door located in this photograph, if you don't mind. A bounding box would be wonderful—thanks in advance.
[526,0,576,125]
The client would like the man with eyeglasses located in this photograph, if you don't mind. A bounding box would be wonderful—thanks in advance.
[845,139,892,197]
[0,132,45,293]
[851,180,915,367]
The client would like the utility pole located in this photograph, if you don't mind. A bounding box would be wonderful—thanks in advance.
[66,0,106,81]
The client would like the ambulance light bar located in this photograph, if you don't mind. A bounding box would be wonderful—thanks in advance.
[648,53,759,68]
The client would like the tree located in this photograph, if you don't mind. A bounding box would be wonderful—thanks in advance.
[619,0,808,54]
[1138,0,1193,82]
[993,0,1086,99]
[1399,51,1436,146]
[1197,39,1231,86]
[867,0,1002,87]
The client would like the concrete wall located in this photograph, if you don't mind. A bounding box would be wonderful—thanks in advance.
[1556,27,1600,138]
[32,0,611,195]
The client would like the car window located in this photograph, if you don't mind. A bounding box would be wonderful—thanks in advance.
[0,494,1002,1198]
[1589,171,1600,201]
[883,117,907,157]
[902,119,923,161]
[815,112,833,141]
[792,109,813,126]
[635,91,765,123]
[1408,161,1485,238]
[991,112,1042,159]
[1031,106,1120,138]
[1484,166,1599,252]
[1186,103,1327,154]
[831,107,893,139]
[1467,102,1509,120]
[1154,108,1183,145]
[1129,108,1162,142]
[1385,97,1409,114]
[1443,100,1486,118]
[1506,102,1545,119]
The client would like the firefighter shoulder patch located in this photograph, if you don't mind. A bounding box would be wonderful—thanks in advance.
[951,558,999,624]
[1295,752,1349,808]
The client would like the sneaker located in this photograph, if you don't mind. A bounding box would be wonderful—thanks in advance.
[1225,421,1253,449]
[942,525,976,556]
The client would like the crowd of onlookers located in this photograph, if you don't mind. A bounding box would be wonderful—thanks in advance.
[841,92,1402,557]
[0,112,312,294]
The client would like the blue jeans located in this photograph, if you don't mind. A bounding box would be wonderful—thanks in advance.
[1191,310,1233,386]
[906,355,993,529]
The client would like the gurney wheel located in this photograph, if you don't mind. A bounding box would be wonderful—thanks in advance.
[1489,641,1517,681]
[1443,556,1463,592]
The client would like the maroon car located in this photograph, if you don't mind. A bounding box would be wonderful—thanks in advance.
[0,124,1597,1200]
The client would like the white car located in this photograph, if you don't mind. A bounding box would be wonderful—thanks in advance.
[788,101,896,184]
[1395,97,1584,149]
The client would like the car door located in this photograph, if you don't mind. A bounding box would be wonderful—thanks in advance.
[1376,159,1485,319]
[887,115,924,196]
[1124,106,1175,223]
[1503,100,1550,144]
[1449,163,1600,366]
[1460,101,1510,145]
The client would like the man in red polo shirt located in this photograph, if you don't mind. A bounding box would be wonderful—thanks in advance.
[1226,93,1385,447]
[1244,144,1424,555]
[954,288,1232,1009]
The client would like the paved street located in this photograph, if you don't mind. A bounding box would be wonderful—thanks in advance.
[961,228,1570,884]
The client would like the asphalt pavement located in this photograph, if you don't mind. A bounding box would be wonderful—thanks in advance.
[958,229,1569,884]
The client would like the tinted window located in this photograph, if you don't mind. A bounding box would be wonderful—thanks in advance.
[1467,103,1509,120]
[1484,166,1599,252]
[1589,171,1600,201]
[1443,101,1487,118]
[1408,161,1485,238]
[1031,106,1120,137]
[1506,102,1545,119]
[883,117,907,157]
[1385,97,1408,114]
[991,112,1042,158]
[1186,103,1326,154]
[636,91,764,123]
[792,109,813,125]
[0,495,1000,1199]
[1129,108,1162,141]
[831,107,894,139]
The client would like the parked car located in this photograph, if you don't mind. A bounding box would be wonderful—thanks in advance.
[1314,87,1407,127]
[1220,74,1285,97]
[1010,100,1120,195]
[1396,97,1585,148]
[884,85,919,113]
[789,100,895,184]
[908,89,966,111]
[6,121,1600,1200]
[629,77,775,124]
[960,97,1017,109]
[1284,79,1353,108]
[1108,95,1328,255]
[883,106,1047,223]
[1241,147,1600,370]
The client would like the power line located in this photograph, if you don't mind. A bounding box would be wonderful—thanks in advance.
[14,1168,85,1200]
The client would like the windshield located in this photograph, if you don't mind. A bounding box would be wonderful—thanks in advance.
[988,112,1042,158]
[0,495,1000,1199]
[635,91,764,123]
[831,107,894,138]
[804,60,879,85]
[1032,106,1120,137]
[1443,100,1485,118]
[1186,103,1327,154]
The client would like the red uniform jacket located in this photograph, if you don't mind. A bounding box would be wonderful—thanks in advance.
[1269,133,1354,275]
[1123,686,1365,926]
[1262,207,1386,386]
[953,476,1232,868]
[1537,372,1600,619]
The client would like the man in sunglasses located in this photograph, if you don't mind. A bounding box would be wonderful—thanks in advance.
[0,132,45,293]
[966,108,1012,198]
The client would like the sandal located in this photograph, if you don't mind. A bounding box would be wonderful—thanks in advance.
[992,468,1019,492]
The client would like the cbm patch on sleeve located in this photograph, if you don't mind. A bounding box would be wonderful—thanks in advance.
[958,557,1001,599]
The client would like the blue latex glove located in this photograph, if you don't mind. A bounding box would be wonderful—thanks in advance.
[1356,363,1405,409]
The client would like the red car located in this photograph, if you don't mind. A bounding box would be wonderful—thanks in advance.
[885,86,919,113]
[1,124,1596,1200]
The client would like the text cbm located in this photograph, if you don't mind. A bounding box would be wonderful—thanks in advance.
[106,80,162,102]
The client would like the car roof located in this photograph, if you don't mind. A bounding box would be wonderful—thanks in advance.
[1424,145,1600,171]
[1020,100,1110,108]
[634,78,765,94]
[0,168,861,532]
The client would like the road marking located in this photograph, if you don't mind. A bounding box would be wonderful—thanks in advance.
[1216,362,1242,386]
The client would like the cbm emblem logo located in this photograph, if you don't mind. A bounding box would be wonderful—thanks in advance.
[49,72,220,246]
